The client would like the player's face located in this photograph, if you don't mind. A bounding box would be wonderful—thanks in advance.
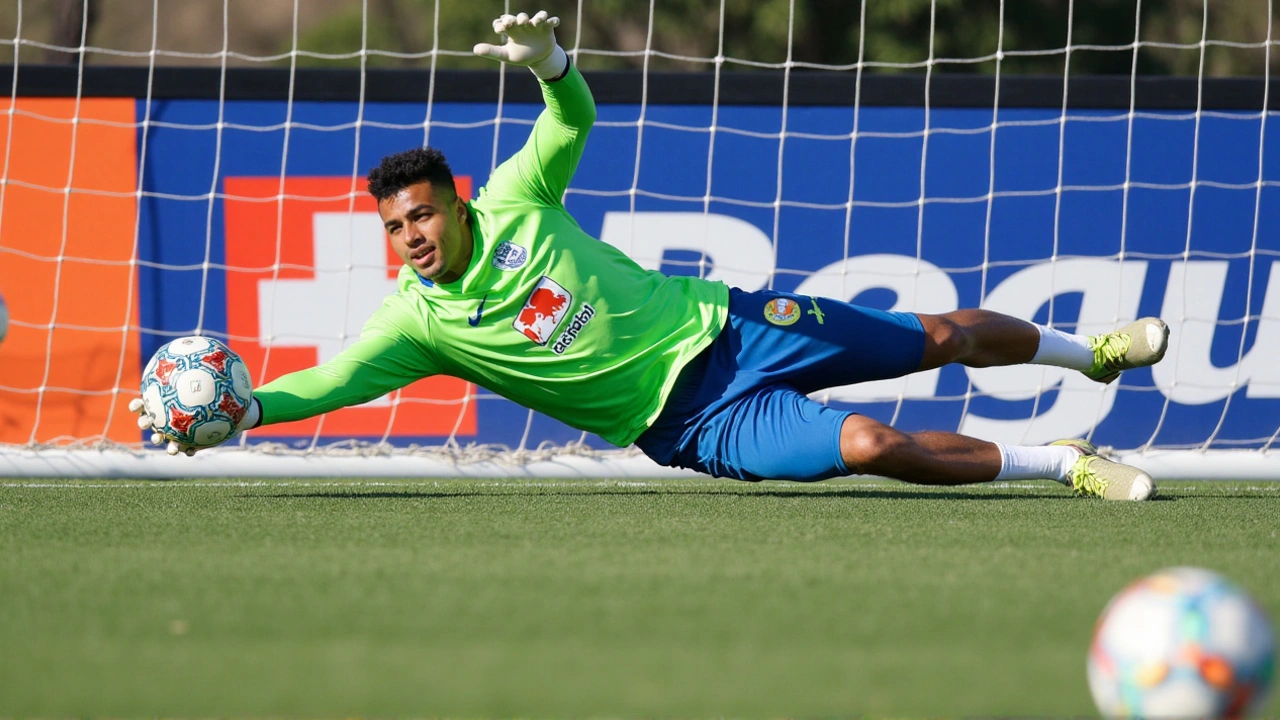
[380,181,474,284]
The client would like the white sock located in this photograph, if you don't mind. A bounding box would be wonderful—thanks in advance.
[1030,324,1094,371]
[993,442,1081,484]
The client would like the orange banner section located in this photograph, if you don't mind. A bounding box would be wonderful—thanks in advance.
[224,176,476,438]
[0,98,141,445]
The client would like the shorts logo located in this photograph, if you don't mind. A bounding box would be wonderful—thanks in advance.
[492,241,528,271]
[551,303,595,355]
[514,276,572,345]
[764,297,801,326]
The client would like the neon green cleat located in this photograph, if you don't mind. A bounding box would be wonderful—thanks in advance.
[1084,317,1170,384]
[1063,450,1156,501]
[1050,438,1098,456]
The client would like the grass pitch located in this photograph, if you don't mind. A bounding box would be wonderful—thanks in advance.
[0,477,1277,718]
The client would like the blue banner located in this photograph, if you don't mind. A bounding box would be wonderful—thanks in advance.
[137,96,1280,451]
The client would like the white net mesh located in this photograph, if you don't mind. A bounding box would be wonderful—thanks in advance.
[0,1,1278,477]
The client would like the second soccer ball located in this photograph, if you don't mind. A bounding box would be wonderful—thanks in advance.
[1088,566,1275,719]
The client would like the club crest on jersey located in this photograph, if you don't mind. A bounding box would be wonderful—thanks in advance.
[514,276,572,345]
[764,297,801,326]
[491,241,528,271]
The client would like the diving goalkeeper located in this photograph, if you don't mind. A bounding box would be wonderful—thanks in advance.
[131,10,1169,501]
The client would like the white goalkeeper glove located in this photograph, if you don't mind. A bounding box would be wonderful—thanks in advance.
[472,10,569,80]
[128,396,261,457]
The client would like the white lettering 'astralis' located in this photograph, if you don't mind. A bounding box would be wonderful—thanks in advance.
[551,303,596,355]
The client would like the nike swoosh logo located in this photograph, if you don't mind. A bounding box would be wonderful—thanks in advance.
[467,294,488,327]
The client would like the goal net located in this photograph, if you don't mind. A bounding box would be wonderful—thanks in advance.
[1,0,1277,479]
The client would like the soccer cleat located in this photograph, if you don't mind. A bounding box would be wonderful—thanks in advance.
[1063,451,1156,501]
[1084,317,1170,384]
[1050,437,1098,456]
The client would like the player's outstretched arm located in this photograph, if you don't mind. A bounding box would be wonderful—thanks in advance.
[251,331,428,427]
[473,11,596,207]
[130,327,435,457]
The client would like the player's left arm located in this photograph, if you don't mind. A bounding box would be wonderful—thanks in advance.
[473,11,596,207]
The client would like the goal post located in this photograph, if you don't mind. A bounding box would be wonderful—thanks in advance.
[2,3,1279,480]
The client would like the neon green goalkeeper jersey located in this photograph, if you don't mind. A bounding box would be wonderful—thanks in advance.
[254,64,729,447]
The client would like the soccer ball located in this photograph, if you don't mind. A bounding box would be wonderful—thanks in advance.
[140,336,253,448]
[1088,566,1276,719]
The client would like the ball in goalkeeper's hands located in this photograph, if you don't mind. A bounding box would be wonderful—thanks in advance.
[134,336,254,455]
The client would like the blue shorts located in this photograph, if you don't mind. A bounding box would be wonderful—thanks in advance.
[634,287,926,482]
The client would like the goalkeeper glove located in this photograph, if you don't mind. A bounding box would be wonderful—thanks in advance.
[472,10,569,80]
[128,396,261,457]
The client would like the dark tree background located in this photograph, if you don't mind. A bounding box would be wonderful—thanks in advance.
[3,0,1274,76]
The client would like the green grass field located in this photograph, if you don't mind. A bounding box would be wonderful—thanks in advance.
[1,477,1277,718]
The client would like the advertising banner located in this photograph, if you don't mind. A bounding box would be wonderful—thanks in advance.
[6,91,1276,450]
[0,98,141,445]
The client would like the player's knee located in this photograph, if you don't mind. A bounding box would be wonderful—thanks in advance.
[921,314,974,367]
[840,421,910,475]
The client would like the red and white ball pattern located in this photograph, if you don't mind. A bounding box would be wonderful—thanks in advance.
[140,336,253,448]
[1089,566,1275,719]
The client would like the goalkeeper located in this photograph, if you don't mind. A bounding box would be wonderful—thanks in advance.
[132,10,1169,501]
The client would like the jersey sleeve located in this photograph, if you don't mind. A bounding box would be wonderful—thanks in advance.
[481,62,596,208]
[252,312,439,426]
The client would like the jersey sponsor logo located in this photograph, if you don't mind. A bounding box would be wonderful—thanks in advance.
[514,276,572,345]
[551,304,596,355]
[764,297,801,326]
[492,241,528,271]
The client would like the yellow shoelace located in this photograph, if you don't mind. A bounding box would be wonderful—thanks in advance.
[1089,332,1132,373]
[1071,456,1109,496]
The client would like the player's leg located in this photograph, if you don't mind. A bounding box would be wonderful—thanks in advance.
[653,377,1155,500]
[838,414,1156,500]
[721,287,1167,391]
[913,309,1039,369]
[914,309,1169,383]
[838,413,1005,485]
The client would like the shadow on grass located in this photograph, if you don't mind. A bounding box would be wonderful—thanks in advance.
[244,487,1081,501]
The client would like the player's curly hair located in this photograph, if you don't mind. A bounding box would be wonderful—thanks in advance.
[366,146,456,202]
